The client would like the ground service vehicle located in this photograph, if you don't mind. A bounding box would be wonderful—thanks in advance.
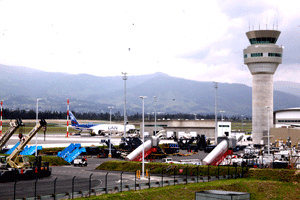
[0,156,8,169]
[161,158,180,164]
[73,156,88,167]
[0,119,51,182]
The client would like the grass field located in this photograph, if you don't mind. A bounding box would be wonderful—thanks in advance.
[231,121,252,133]
[88,161,300,200]
[1,119,76,134]
[1,119,252,134]
[87,161,300,200]
[73,179,300,200]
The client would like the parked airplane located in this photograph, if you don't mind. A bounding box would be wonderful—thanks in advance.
[69,111,136,136]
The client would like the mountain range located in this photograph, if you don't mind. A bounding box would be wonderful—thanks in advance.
[0,64,299,116]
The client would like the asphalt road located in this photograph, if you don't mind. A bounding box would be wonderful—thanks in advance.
[1,156,196,200]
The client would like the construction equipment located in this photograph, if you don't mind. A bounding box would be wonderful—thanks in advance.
[175,134,208,152]
[98,139,121,158]
[0,155,8,169]
[0,119,24,152]
[119,136,143,152]
[0,119,51,181]
[162,143,180,154]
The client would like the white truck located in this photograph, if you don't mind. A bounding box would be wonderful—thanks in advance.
[73,156,88,167]
[161,158,180,164]
[162,158,202,165]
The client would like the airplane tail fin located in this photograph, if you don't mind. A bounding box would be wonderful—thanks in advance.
[69,111,79,126]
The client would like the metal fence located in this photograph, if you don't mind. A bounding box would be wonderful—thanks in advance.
[5,165,247,200]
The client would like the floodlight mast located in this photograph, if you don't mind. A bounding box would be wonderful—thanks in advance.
[0,101,3,136]
[139,96,147,178]
[35,98,42,157]
[122,72,127,138]
[213,81,218,144]
[154,96,157,135]
[108,106,114,158]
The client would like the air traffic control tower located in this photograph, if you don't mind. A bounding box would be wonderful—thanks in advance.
[243,29,283,144]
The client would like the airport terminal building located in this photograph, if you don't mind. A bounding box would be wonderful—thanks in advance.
[273,107,300,127]
[269,108,300,147]
[140,119,231,139]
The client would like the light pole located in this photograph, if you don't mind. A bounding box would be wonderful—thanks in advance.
[35,98,42,156]
[241,115,244,132]
[139,96,147,178]
[108,106,114,158]
[220,111,225,137]
[154,96,157,136]
[122,72,127,138]
[67,99,69,138]
[266,106,270,155]
[214,81,218,144]
[0,101,3,136]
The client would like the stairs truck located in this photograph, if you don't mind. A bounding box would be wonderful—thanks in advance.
[0,119,51,182]
[125,131,166,161]
[202,137,242,166]
[0,119,24,152]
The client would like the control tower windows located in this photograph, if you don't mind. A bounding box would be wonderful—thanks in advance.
[249,37,277,44]
[268,53,282,57]
[244,53,282,59]
[251,53,263,57]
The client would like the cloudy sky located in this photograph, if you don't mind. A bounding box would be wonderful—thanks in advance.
[0,0,299,86]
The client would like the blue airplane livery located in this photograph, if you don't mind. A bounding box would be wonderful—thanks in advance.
[69,111,136,136]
